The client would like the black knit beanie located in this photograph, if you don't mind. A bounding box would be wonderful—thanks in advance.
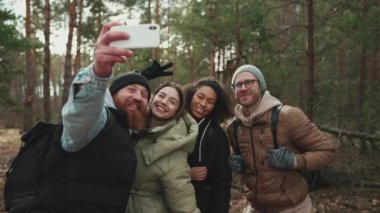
[109,73,151,99]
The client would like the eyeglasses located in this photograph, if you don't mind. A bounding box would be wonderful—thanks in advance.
[232,79,258,91]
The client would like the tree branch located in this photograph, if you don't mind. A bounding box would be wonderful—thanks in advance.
[320,126,380,142]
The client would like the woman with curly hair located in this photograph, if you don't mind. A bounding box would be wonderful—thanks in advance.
[185,79,234,213]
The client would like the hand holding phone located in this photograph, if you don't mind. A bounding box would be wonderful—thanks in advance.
[110,24,160,49]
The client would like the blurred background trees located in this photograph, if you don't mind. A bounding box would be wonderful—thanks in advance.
[0,0,379,153]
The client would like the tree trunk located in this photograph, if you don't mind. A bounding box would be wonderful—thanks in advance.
[43,0,51,122]
[227,0,244,82]
[148,0,153,59]
[359,0,368,154]
[61,0,77,107]
[73,0,83,75]
[23,0,37,131]
[338,48,345,129]
[166,20,171,63]
[305,0,315,120]
[208,0,216,79]
[188,45,195,81]
[155,0,160,24]
[148,0,152,22]
[152,0,160,59]
[209,45,215,79]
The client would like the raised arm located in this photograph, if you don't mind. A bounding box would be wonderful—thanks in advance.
[61,22,134,152]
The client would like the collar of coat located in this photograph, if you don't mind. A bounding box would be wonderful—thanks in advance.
[139,113,198,165]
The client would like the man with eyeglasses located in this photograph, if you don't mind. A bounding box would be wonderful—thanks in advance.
[226,64,336,213]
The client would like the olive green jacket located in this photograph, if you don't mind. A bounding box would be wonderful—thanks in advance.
[127,113,200,213]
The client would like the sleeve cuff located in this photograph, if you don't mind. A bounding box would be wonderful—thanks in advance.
[72,64,111,91]
[295,154,306,170]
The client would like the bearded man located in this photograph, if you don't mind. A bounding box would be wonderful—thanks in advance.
[31,22,166,213]
[227,64,336,213]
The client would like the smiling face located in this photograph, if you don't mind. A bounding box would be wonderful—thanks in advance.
[151,86,180,120]
[234,72,262,107]
[112,84,149,130]
[190,86,217,121]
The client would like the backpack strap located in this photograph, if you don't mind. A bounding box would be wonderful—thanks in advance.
[232,105,282,153]
[104,107,115,130]
[271,105,283,149]
[232,119,241,155]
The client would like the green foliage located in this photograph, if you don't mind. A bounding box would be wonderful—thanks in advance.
[2,0,379,134]
[168,0,270,82]
[80,0,132,45]
[81,19,101,41]
[329,1,380,51]
[0,5,32,107]
[112,50,153,76]
[0,11,28,51]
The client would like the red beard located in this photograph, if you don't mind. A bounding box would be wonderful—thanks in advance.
[125,106,148,131]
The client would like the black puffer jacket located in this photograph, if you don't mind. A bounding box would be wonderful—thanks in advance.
[32,108,137,213]
[188,118,232,213]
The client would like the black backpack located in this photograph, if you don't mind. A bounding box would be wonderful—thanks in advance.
[231,105,320,191]
[4,122,62,213]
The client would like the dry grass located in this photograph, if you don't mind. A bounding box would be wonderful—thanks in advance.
[0,129,379,212]
[0,129,22,213]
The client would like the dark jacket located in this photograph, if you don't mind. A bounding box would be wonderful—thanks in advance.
[32,108,137,213]
[188,118,232,213]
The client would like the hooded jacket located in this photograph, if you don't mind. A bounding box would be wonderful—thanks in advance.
[226,91,336,212]
[187,118,232,213]
[127,113,200,213]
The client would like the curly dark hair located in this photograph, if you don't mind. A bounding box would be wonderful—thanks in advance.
[184,79,233,124]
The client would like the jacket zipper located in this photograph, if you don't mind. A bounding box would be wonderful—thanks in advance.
[198,120,211,163]
[250,128,259,203]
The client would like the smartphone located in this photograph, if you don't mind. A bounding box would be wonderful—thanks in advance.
[109,24,160,49]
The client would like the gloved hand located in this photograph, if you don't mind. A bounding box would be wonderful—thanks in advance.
[137,60,173,80]
[267,146,295,170]
[228,154,245,173]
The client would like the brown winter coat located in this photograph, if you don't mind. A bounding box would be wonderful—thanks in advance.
[227,104,336,212]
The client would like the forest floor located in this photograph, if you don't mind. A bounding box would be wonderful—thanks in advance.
[0,128,379,213]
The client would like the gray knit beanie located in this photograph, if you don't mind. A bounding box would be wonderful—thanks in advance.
[231,64,267,92]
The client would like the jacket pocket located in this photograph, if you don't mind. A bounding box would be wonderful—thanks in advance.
[281,172,308,205]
